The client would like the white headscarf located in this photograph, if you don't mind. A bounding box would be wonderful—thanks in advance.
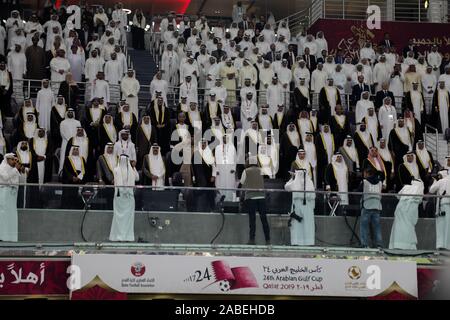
[72,127,89,160]
[395,120,412,149]
[198,142,215,166]
[148,145,166,178]
[68,146,84,180]
[114,154,137,187]
[342,137,359,166]
[103,115,117,142]
[23,113,37,139]
[16,141,30,165]
[54,96,67,118]
[402,153,420,179]
[32,129,48,157]
[103,143,117,172]
[287,125,300,148]
[415,142,431,171]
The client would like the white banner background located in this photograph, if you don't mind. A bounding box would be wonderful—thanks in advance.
[71,254,417,297]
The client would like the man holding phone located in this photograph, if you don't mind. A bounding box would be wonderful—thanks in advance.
[0,153,24,242]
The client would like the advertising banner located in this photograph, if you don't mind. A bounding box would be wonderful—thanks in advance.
[71,254,418,298]
[0,260,70,296]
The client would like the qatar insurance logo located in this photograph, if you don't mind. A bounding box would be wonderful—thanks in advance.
[131,262,146,277]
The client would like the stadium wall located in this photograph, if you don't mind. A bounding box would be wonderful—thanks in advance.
[16,210,436,249]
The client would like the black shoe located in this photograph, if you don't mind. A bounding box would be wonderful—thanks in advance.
[247,239,256,245]
[265,240,272,246]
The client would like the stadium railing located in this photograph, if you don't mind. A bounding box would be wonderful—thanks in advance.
[0,182,442,247]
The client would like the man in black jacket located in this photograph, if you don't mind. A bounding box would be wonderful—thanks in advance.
[351,75,370,106]
[374,82,396,109]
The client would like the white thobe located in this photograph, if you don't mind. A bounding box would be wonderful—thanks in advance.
[378,105,397,139]
[438,74,450,93]
[209,86,227,105]
[67,53,85,82]
[373,62,392,91]
[266,84,284,116]
[389,74,405,107]
[7,52,26,80]
[293,67,311,87]
[84,57,105,82]
[311,69,327,93]
[121,76,140,117]
[50,57,71,82]
[355,99,374,124]
[179,82,198,104]
[0,161,21,242]
[438,89,450,131]
[428,52,442,79]
[429,178,450,249]
[161,50,180,86]
[104,60,123,85]
[91,79,110,103]
[109,166,139,242]
[240,100,258,131]
[389,183,424,250]
[36,88,54,131]
[213,144,237,201]
[59,118,81,172]
[150,79,168,105]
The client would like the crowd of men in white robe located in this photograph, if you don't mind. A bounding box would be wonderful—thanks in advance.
[1,3,450,249]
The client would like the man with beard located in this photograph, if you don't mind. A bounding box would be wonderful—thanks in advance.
[98,114,117,150]
[330,104,350,148]
[147,96,171,155]
[192,139,216,212]
[114,130,137,165]
[84,97,105,157]
[316,124,335,189]
[290,148,314,184]
[377,138,395,191]
[398,151,421,189]
[388,117,412,167]
[325,152,349,206]
[378,96,397,140]
[354,122,375,165]
[61,145,87,209]
[339,136,361,190]
[293,77,310,116]
[142,144,167,187]
[136,115,157,169]
[280,123,301,179]
[415,140,434,191]
[319,78,341,124]
[115,103,138,142]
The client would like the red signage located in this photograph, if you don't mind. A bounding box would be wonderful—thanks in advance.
[309,19,450,60]
[0,260,70,297]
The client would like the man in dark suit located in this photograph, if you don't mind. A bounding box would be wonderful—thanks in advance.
[79,22,92,48]
[211,42,227,61]
[379,33,394,50]
[403,39,419,58]
[282,44,297,69]
[255,15,266,33]
[334,49,345,64]
[264,43,277,62]
[238,15,251,31]
[374,83,396,109]
[302,47,317,71]
[351,75,370,106]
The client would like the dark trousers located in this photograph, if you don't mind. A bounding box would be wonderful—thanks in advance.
[247,198,270,241]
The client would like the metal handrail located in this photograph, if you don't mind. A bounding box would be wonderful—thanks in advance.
[276,0,449,36]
